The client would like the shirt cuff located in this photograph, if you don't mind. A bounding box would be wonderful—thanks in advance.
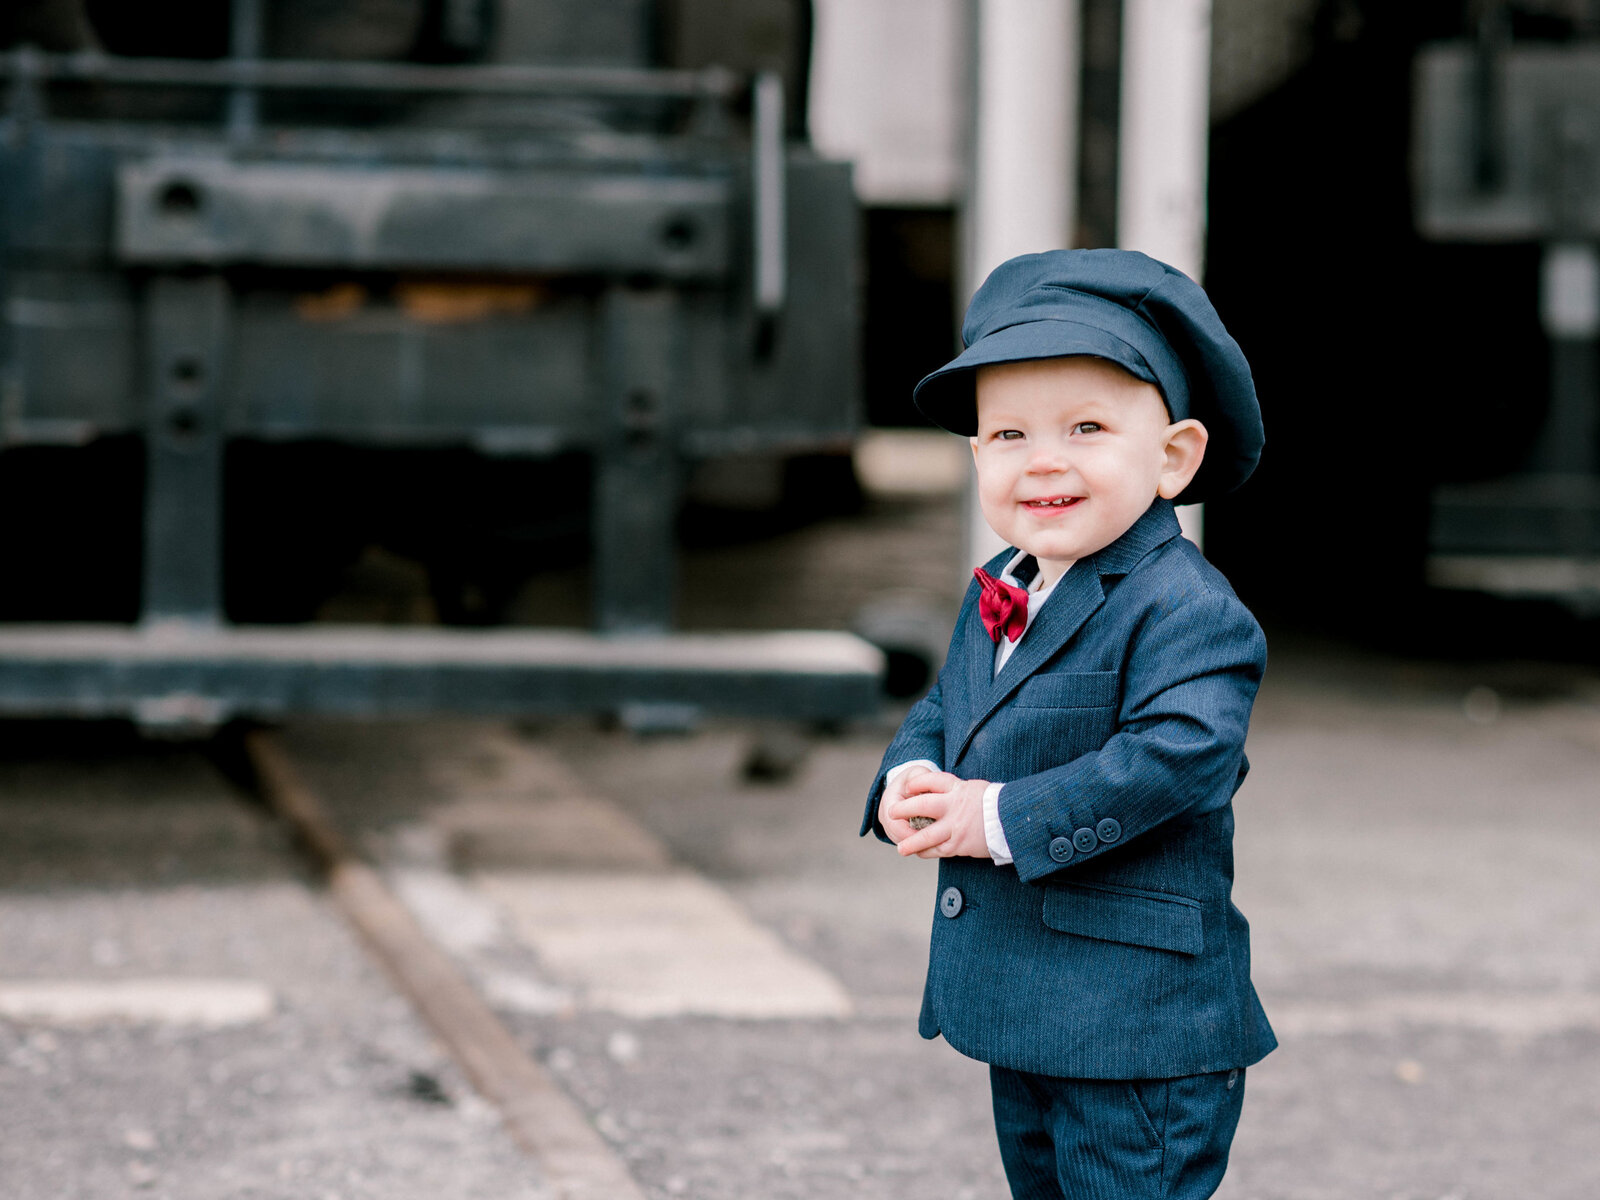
[884,759,940,787]
[983,782,1012,864]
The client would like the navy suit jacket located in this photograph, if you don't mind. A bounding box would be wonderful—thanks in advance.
[862,499,1276,1080]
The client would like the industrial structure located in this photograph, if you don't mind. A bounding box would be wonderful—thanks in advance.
[3,0,1597,728]
[0,0,881,726]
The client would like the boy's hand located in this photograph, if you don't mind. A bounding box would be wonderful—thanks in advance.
[888,771,992,859]
[878,765,936,845]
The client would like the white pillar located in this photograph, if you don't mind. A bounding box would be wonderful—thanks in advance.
[1118,0,1213,546]
[963,0,1082,569]
[809,0,964,206]
[1117,0,1212,279]
[965,0,1080,290]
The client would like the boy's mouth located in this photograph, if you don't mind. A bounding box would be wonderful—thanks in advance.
[1023,495,1084,510]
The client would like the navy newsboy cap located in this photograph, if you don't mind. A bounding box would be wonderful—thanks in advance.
[914,248,1263,503]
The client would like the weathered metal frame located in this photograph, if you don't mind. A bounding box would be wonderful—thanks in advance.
[0,32,875,722]
[0,48,740,101]
[142,274,231,624]
[0,626,884,728]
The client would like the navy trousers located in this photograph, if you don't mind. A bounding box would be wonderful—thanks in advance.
[990,1065,1245,1199]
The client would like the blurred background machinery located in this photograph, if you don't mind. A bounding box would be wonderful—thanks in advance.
[1205,0,1600,633]
[810,0,1600,646]
[0,0,881,724]
[4,0,1599,729]
[1414,3,1600,606]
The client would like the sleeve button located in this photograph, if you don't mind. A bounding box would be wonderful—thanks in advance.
[1048,836,1074,863]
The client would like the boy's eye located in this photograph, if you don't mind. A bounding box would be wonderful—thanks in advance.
[995,429,1025,441]
[1073,422,1103,435]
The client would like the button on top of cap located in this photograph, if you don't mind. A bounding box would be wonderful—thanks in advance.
[1049,836,1074,863]
[939,886,964,918]
[1072,827,1098,854]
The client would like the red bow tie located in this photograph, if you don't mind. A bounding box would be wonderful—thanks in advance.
[975,568,1029,644]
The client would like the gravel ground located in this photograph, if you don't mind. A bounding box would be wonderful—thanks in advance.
[0,726,548,1200]
[271,643,1600,1200]
[528,1015,1002,1200]
[3,470,1598,1199]
[530,650,1600,1200]
[277,716,1009,1200]
[5,662,1598,1200]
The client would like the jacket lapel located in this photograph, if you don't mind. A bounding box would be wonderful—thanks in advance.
[951,563,1104,764]
[955,587,993,736]
[950,500,1184,766]
[945,551,1009,747]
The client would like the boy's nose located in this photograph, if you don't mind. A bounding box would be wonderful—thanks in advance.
[1026,443,1071,473]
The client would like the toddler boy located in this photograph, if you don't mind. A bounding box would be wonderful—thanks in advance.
[863,249,1273,1199]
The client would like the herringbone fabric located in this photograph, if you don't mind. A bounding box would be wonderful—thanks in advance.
[990,1065,1245,1199]
[862,499,1275,1080]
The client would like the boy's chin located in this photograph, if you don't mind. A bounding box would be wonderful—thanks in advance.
[1012,542,1092,573]
[1010,503,1157,564]
[1014,531,1116,565]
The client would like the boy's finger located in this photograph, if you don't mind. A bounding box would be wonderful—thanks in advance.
[880,786,914,819]
[897,823,948,857]
[903,771,955,795]
[888,795,946,823]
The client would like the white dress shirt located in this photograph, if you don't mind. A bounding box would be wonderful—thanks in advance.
[885,550,1073,864]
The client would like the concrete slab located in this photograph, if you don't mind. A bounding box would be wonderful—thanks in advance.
[354,726,856,1023]
[0,979,274,1027]
[439,796,674,873]
[479,870,853,1020]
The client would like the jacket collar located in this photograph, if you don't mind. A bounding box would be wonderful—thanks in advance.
[1090,498,1182,578]
[952,499,1183,765]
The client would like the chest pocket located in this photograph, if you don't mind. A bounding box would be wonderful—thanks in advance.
[986,670,1119,775]
[1012,670,1119,709]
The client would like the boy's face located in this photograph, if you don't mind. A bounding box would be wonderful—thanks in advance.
[971,356,1207,582]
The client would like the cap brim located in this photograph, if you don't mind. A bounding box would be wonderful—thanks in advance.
[912,319,1164,437]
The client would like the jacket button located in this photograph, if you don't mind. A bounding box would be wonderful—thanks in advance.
[939,886,964,918]
[1048,836,1074,863]
[1096,817,1122,844]
[1072,826,1098,854]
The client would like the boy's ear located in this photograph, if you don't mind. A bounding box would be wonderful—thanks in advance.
[1156,419,1208,500]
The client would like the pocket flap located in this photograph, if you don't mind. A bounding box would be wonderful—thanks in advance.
[1041,882,1204,956]
[1013,670,1119,709]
